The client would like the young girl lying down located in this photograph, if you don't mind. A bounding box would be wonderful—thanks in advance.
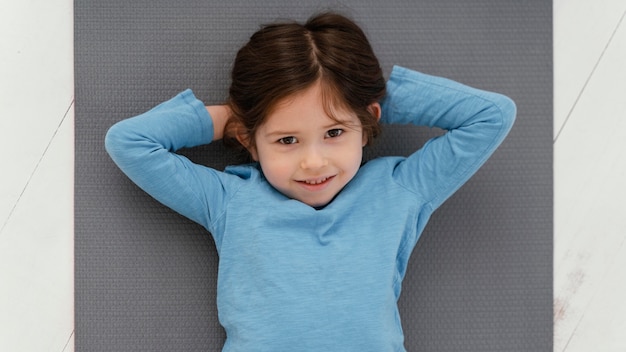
[106,11,515,352]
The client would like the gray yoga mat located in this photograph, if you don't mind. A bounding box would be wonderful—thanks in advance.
[75,1,553,351]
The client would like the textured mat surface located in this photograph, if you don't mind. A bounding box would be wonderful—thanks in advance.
[75,1,553,350]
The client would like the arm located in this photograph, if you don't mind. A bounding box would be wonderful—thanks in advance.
[380,66,516,210]
[105,89,233,231]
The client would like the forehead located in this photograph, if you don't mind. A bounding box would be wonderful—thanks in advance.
[262,81,359,131]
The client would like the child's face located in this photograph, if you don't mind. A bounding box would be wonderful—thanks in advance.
[248,82,374,208]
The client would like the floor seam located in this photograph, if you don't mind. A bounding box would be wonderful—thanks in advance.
[553,9,626,143]
[0,98,74,236]
[61,330,75,352]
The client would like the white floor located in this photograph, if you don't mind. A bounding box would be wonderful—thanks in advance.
[0,0,75,351]
[0,1,624,351]
[553,1,626,351]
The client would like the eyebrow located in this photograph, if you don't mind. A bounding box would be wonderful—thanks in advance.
[263,120,355,138]
[264,130,299,138]
[324,121,348,129]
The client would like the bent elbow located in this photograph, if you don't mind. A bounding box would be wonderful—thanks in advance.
[104,122,125,159]
[497,94,517,132]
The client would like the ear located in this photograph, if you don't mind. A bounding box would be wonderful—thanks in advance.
[236,132,258,161]
[363,102,382,146]
[368,102,382,121]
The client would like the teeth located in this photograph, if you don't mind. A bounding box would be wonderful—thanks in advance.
[305,177,328,185]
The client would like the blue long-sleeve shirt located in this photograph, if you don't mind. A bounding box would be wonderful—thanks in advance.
[105,66,516,351]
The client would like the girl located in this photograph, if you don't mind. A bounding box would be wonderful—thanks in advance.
[106,12,515,352]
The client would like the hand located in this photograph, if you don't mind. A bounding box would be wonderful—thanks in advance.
[205,105,231,141]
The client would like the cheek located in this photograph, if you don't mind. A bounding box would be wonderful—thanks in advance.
[257,152,294,184]
[351,148,364,171]
[339,144,364,175]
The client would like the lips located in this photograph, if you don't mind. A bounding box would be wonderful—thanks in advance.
[297,175,335,190]
[303,176,331,185]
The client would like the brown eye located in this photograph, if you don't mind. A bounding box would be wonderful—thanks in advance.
[278,136,298,145]
[326,129,344,138]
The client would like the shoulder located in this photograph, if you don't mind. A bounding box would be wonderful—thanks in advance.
[353,156,409,188]
[360,156,404,172]
[220,162,274,196]
[224,163,263,181]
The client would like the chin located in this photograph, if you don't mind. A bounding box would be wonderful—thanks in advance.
[301,196,333,209]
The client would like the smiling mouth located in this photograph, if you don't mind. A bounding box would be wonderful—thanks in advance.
[303,176,331,185]
[298,175,335,186]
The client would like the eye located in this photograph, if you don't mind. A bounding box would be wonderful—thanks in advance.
[325,129,344,138]
[278,136,298,145]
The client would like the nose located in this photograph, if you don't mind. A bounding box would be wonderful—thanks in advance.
[300,144,328,170]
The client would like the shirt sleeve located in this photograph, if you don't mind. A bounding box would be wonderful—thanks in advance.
[104,89,233,238]
[380,66,516,210]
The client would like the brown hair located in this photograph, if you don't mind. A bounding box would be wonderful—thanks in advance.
[225,12,386,156]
